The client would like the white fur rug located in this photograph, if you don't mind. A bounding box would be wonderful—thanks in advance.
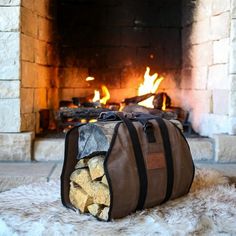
[0,167,235,236]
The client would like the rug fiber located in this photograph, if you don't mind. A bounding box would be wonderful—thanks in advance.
[0,167,235,236]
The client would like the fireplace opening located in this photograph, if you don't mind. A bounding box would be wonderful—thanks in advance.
[36,0,186,135]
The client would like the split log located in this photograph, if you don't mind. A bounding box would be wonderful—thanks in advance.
[99,207,110,221]
[87,204,102,217]
[101,175,108,186]
[123,93,154,105]
[70,155,111,220]
[75,158,89,169]
[69,183,93,213]
[88,156,105,180]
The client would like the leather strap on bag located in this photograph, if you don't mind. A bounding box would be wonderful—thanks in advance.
[155,118,174,203]
[116,112,148,211]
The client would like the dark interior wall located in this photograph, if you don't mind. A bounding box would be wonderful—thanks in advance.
[56,0,182,100]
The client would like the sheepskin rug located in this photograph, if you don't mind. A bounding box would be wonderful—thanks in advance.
[0,167,235,236]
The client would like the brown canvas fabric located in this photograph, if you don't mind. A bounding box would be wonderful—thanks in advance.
[61,116,194,221]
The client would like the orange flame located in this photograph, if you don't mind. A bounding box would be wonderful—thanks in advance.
[138,67,164,108]
[92,85,110,105]
[162,93,166,111]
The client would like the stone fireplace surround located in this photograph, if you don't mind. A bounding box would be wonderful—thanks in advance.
[0,0,236,162]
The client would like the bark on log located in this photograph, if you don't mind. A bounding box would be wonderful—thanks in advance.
[153,92,171,109]
[123,93,154,105]
[78,122,117,159]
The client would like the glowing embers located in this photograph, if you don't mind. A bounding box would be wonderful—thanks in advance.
[138,66,164,108]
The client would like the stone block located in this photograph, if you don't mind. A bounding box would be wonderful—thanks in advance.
[158,70,180,90]
[182,0,196,26]
[229,42,236,73]
[0,32,20,80]
[21,0,34,11]
[0,99,21,132]
[59,67,89,88]
[231,0,236,18]
[38,17,53,42]
[120,66,144,89]
[208,64,229,90]
[21,88,34,113]
[107,88,137,103]
[121,28,149,47]
[33,88,48,112]
[0,7,20,31]
[214,134,236,162]
[21,7,37,37]
[181,66,208,90]
[213,38,229,64]
[34,138,64,161]
[212,90,229,115]
[210,12,230,40]
[21,34,35,62]
[186,138,214,161]
[0,0,20,6]
[198,114,229,137]
[212,0,230,16]
[21,61,36,87]
[0,132,33,161]
[228,117,236,135]
[93,28,121,47]
[230,74,236,90]
[190,18,210,45]
[35,65,51,88]
[21,113,35,132]
[90,68,121,89]
[106,47,136,68]
[228,90,236,116]
[59,88,76,101]
[0,80,19,98]
[193,0,212,21]
[35,40,47,65]
[183,42,213,68]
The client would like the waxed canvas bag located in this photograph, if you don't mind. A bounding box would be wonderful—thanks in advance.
[61,112,195,221]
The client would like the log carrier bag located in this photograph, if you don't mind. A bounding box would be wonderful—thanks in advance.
[61,112,195,221]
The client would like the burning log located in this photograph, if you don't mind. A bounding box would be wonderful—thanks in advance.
[153,92,171,109]
[123,93,154,105]
[69,154,110,220]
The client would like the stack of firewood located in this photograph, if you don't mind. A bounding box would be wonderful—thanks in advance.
[69,155,110,220]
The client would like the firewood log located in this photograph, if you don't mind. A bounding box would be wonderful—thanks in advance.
[92,182,110,206]
[123,93,154,105]
[88,156,105,180]
[87,203,102,217]
[70,167,110,206]
[101,175,108,186]
[99,207,109,221]
[69,183,93,213]
[75,158,89,169]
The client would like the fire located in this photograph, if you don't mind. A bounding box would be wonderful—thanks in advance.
[92,85,110,105]
[86,76,95,81]
[138,67,164,108]
[92,90,100,103]
[162,93,166,111]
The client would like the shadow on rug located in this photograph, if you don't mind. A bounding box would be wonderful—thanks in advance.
[0,167,235,236]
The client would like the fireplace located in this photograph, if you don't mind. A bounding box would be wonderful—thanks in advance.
[1,0,236,162]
